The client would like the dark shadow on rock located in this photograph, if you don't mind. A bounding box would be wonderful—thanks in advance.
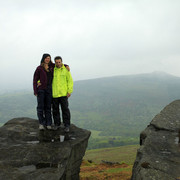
[0,117,91,180]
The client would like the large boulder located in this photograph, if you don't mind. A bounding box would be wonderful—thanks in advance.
[0,117,91,180]
[131,100,180,180]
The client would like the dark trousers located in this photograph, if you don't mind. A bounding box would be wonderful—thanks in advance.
[52,96,70,127]
[37,86,52,126]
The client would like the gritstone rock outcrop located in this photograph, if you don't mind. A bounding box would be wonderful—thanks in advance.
[0,117,91,180]
[131,100,180,180]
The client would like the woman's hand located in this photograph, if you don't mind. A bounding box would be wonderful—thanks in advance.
[37,82,42,87]
[66,65,70,71]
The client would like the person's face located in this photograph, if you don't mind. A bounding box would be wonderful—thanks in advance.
[44,56,51,64]
[55,59,62,68]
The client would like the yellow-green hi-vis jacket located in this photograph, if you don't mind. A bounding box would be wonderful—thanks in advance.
[52,64,73,98]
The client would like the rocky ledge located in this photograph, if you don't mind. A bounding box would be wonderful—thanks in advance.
[0,117,91,180]
[131,100,180,180]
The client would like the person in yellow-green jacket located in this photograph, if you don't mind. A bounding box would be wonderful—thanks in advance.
[52,56,73,132]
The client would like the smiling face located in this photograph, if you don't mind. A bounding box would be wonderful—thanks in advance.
[44,56,51,64]
[55,59,63,68]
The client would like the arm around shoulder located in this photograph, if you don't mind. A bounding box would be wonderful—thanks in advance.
[64,64,70,71]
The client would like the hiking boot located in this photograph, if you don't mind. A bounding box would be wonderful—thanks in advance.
[54,125,60,130]
[47,125,52,130]
[39,124,45,130]
[64,126,70,133]
[60,123,65,128]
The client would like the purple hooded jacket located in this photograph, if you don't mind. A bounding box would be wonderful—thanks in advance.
[33,63,55,95]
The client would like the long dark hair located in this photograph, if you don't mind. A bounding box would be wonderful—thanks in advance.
[40,53,52,72]
[40,53,52,64]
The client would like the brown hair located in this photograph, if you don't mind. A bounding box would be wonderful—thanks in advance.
[41,63,49,72]
[54,56,62,62]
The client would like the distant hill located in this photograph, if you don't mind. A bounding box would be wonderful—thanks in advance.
[70,72,180,135]
[0,72,180,148]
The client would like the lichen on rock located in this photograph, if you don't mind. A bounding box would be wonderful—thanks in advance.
[131,100,180,180]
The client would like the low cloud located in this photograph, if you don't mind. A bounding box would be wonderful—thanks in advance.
[0,0,180,90]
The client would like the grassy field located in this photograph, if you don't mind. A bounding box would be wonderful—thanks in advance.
[80,145,139,180]
[80,161,133,180]
[83,144,139,165]
[90,129,123,139]
[87,129,139,149]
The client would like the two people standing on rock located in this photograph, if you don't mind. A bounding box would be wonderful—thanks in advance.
[33,53,73,132]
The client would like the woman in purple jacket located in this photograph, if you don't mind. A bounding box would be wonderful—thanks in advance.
[33,53,54,130]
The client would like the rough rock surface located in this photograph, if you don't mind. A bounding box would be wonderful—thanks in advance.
[0,117,91,180]
[131,100,180,180]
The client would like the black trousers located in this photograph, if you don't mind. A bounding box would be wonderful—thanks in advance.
[52,96,70,127]
[37,86,52,126]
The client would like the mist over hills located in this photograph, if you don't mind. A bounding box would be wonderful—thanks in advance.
[70,72,180,135]
[0,71,180,146]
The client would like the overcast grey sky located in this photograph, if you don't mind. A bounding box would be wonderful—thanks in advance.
[1,0,180,91]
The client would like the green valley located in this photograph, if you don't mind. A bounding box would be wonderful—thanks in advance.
[0,72,180,149]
